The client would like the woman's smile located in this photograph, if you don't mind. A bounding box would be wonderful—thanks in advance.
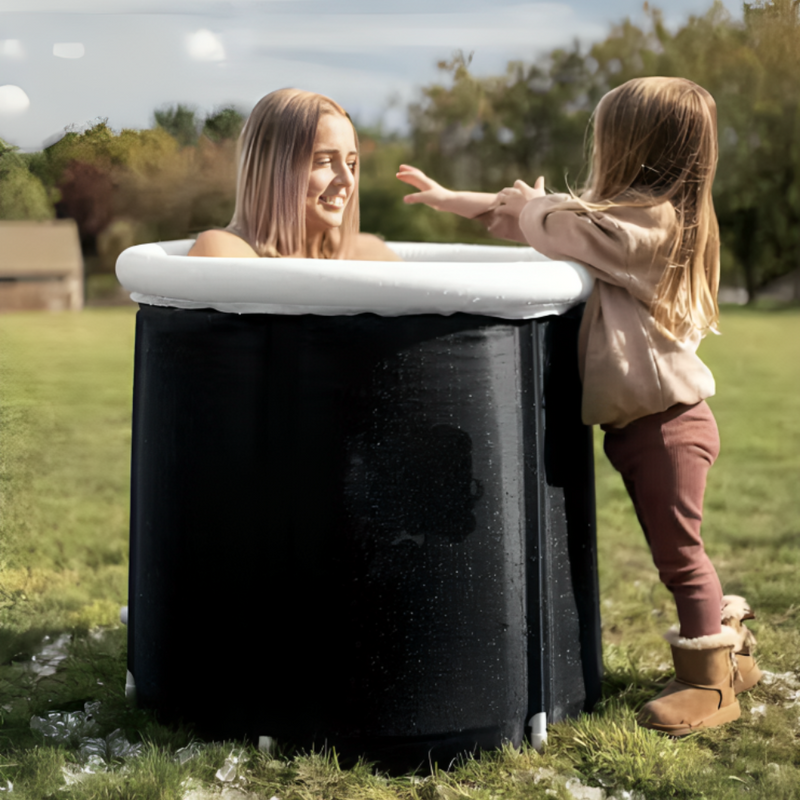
[319,194,346,209]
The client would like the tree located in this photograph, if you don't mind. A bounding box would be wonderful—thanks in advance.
[154,104,201,148]
[710,0,800,298]
[202,107,245,143]
[0,138,54,221]
[402,50,601,244]
[17,120,237,273]
[401,2,800,295]
[357,128,463,243]
[56,160,114,241]
[620,0,800,297]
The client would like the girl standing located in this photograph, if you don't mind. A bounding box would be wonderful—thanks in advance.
[397,76,761,735]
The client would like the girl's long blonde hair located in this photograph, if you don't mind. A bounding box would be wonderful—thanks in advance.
[228,88,359,258]
[571,77,720,339]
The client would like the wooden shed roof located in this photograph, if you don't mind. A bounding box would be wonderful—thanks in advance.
[0,219,82,277]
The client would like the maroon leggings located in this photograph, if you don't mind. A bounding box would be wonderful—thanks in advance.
[602,401,723,639]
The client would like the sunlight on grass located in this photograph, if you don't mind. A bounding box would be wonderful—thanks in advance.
[1,305,799,799]
[0,308,135,639]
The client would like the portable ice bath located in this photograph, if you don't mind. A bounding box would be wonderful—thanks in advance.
[116,240,601,772]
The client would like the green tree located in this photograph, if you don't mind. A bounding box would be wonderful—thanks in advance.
[611,0,800,298]
[708,0,800,299]
[402,50,600,244]
[0,138,54,221]
[357,128,463,243]
[587,0,800,297]
[202,107,245,143]
[154,104,201,148]
[401,2,800,295]
[16,120,236,273]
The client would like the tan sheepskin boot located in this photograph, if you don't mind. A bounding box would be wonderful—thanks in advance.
[637,625,741,736]
[721,595,763,694]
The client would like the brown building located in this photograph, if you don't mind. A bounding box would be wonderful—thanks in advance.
[0,219,83,311]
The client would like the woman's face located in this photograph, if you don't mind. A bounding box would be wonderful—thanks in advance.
[305,112,357,239]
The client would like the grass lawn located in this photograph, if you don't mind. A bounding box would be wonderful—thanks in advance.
[1,305,799,799]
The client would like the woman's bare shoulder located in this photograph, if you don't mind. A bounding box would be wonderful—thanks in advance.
[350,233,403,262]
[188,230,259,258]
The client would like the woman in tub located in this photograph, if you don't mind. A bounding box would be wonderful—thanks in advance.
[190,88,399,262]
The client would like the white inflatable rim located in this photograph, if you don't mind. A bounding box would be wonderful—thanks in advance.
[115,240,593,320]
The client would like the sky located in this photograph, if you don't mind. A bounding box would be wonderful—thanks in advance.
[1,0,744,151]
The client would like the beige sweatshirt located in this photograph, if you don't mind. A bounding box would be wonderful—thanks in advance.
[517,194,715,428]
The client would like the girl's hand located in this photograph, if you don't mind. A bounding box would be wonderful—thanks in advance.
[396,165,454,211]
[397,164,500,219]
[492,177,545,218]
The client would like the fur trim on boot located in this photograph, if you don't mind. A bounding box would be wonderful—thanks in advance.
[637,625,741,736]
[721,595,763,694]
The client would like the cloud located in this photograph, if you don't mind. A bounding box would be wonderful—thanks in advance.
[186,29,225,61]
[53,43,86,58]
[0,85,31,115]
[1,40,26,59]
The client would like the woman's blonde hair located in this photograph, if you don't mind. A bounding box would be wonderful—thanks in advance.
[228,88,359,258]
[573,77,720,339]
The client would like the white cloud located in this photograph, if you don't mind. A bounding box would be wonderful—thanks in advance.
[1,40,26,59]
[53,43,86,58]
[0,85,31,115]
[186,29,225,61]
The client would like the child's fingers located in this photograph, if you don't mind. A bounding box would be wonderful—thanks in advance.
[496,187,519,202]
[396,174,427,191]
[513,178,545,199]
[396,164,425,180]
[403,192,433,206]
[396,165,436,193]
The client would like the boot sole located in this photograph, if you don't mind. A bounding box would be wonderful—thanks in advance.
[639,699,741,737]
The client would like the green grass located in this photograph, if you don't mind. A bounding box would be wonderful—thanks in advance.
[0,310,134,645]
[1,305,799,799]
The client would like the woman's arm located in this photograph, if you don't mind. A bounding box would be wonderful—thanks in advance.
[188,230,259,258]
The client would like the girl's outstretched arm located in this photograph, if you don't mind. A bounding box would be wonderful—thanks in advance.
[396,165,545,244]
[396,165,498,218]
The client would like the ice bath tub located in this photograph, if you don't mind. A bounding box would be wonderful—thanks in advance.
[116,240,601,772]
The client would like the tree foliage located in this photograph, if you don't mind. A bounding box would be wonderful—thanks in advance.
[403,0,800,295]
[0,139,54,221]
[153,104,201,148]
[22,121,236,273]
[4,1,798,295]
[202,107,246,143]
[357,130,465,244]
